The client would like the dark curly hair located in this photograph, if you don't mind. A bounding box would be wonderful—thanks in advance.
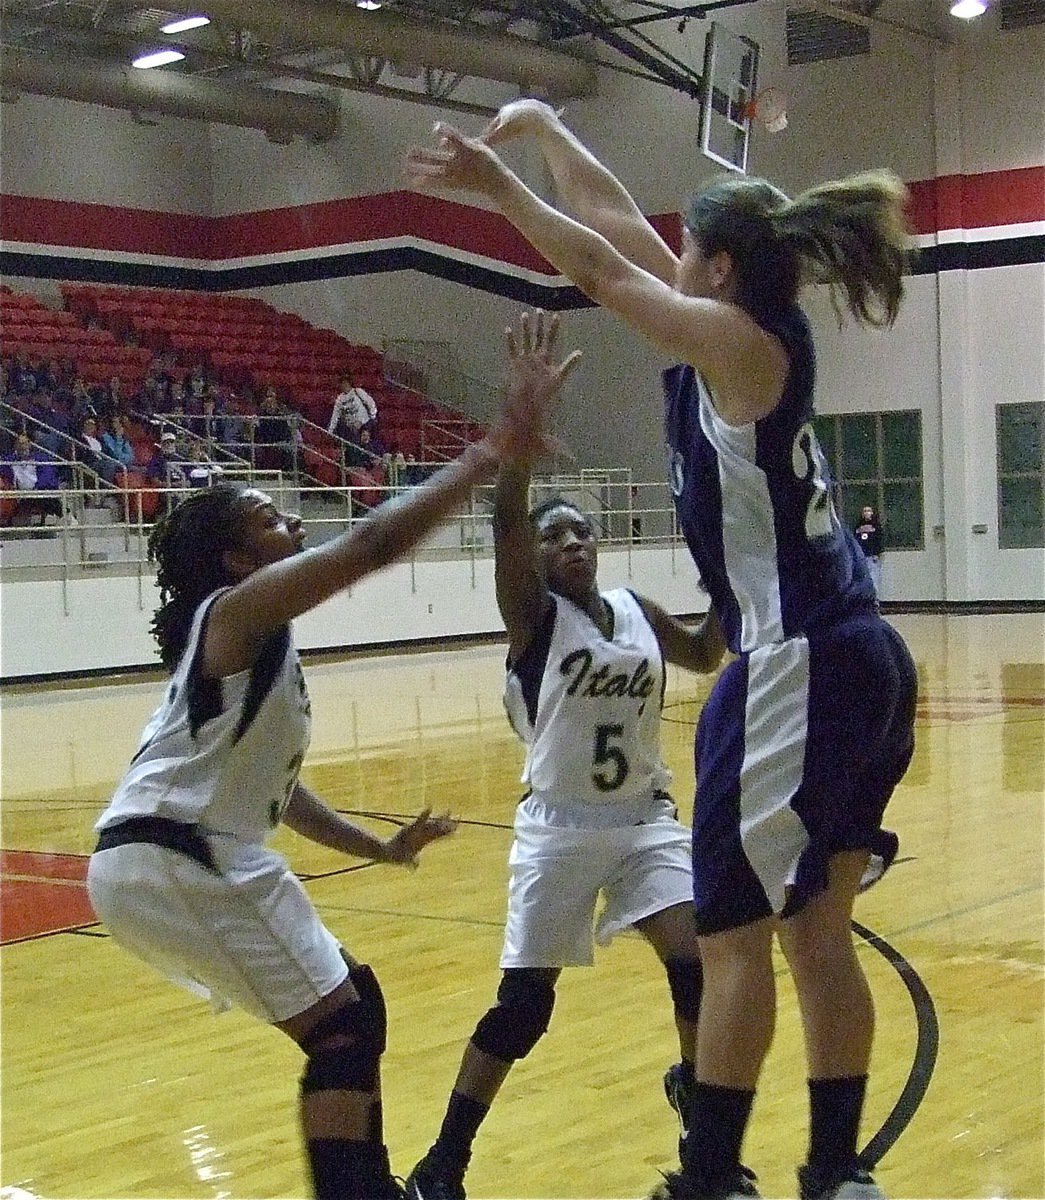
[686,169,912,326]
[147,483,248,671]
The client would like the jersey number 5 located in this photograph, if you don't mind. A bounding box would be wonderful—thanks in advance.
[593,723,630,792]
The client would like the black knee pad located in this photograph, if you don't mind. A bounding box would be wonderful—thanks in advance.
[471,969,555,1062]
[665,957,703,1022]
[347,962,387,1055]
[300,963,386,1094]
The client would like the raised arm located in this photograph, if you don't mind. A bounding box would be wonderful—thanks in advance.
[494,311,582,662]
[635,595,726,675]
[494,459,547,661]
[406,126,787,424]
[484,100,678,285]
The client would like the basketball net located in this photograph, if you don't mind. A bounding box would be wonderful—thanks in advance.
[744,88,788,133]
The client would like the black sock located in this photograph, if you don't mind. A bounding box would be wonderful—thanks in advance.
[432,1091,490,1174]
[807,1075,867,1172]
[678,1059,695,1083]
[683,1081,755,1184]
[307,1138,391,1200]
[368,1097,384,1143]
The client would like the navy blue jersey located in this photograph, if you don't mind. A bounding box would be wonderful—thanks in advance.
[663,303,876,654]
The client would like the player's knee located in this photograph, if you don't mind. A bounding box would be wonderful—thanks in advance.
[299,963,386,1094]
[471,969,556,1062]
[664,956,703,1022]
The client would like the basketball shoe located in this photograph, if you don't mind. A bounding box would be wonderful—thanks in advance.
[404,1152,467,1200]
[798,1161,886,1200]
[649,1165,760,1200]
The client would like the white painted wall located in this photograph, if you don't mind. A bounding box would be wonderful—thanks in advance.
[0,544,707,680]
[1,92,212,213]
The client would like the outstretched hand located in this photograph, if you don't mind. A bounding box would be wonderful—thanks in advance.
[405,122,508,199]
[481,98,563,147]
[382,807,458,868]
[488,310,582,463]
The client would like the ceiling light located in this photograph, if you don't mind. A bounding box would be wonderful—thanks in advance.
[356,0,383,9]
[132,49,186,68]
[949,0,987,17]
[161,15,211,33]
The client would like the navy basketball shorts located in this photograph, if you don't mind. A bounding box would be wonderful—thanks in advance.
[690,614,917,935]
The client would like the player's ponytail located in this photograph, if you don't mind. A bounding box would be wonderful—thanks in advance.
[775,169,911,327]
[148,483,246,671]
[685,169,911,326]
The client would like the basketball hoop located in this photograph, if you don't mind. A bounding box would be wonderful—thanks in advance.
[744,87,788,133]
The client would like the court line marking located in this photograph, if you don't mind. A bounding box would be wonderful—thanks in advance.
[853,920,940,1169]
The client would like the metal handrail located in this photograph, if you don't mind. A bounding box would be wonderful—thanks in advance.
[0,476,681,582]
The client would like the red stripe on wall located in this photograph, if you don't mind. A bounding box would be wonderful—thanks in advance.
[0,194,213,258]
[1,169,1039,263]
[219,191,558,271]
[906,167,1044,235]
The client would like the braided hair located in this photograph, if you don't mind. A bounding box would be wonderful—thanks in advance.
[685,169,912,326]
[147,483,248,671]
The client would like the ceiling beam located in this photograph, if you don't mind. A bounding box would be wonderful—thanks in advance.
[0,48,341,139]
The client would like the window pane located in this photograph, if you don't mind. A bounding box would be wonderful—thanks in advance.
[882,480,923,549]
[999,476,1045,549]
[838,414,877,480]
[882,411,921,477]
[997,403,1044,475]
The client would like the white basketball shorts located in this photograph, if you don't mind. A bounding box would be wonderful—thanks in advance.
[500,791,693,969]
[87,835,349,1023]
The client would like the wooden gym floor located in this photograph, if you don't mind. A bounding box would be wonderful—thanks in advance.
[1,611,1042,1199]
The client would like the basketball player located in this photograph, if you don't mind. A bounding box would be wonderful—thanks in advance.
[406,312,725,1200]
[406,101,918,1200]
[85,326,572,1200]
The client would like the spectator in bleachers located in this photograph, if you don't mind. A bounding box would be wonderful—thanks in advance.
[216,391,253,459]
[1,431,64,526]
[93,374,131,424]
[68,376,99,427]
[160,374,187,414]
[101,415,136,476]
[386,447,409,488]
[328,373,378,440]
[132,373,163,422]
[55,357,77,389]
[9,352,36,395]
[27,390,71,457]
[196,392,240,461]
[0,405,23,456]
[345,424,382,470]
[144,431,190,514]
[143,431,173,483]
[186,440,225,487]
[34,357,59,392]
[76,415,118,486]
[252,387,297,475]
[186,364,207,405]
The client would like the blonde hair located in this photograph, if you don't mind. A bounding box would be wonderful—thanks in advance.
[685,169,912,327]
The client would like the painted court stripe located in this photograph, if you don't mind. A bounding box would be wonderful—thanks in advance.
[854,920,941,1168]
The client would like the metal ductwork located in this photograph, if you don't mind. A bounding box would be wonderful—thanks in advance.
[197,0,598,98]
[0,48,340,140]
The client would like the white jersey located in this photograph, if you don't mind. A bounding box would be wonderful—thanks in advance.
[96,590,312,844]
[504,588,670,809]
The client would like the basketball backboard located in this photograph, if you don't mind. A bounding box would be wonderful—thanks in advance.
[699,22,760,174]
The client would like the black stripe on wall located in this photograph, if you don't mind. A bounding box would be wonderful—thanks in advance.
[2,233,1041,299]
